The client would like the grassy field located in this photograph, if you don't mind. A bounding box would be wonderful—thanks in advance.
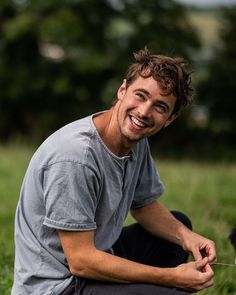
[0,145,235,294]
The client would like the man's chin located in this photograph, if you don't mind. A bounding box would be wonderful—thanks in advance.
[122,127,153,143]
[124,133,146,143]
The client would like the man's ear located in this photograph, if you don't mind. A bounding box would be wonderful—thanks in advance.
[117,79,127,101]
[164,112,180,128]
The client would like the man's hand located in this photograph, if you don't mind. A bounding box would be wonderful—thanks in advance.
[131,201,217,265]
[172,258,214,293]
[180,230,217,264]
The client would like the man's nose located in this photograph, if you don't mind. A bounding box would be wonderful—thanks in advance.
[137,101,152,118]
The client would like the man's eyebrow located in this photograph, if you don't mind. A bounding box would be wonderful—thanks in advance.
[134,88,151,96]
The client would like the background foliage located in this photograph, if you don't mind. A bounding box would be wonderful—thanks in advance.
[197,7,236,149]
[0,0,200,142]
[1,0,236,158]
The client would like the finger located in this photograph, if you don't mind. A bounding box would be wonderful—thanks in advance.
[195,257,209,271]
[208,250,217,264]
[192,248,203,261]
[201,242,217,263]
[204,248,216,263]
[202,271,215,287]
[201,277,214,290]
[202,263,214,274]
[204,263,214,275]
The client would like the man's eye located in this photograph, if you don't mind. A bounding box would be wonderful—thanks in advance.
[136,93,145,100]
[155,105,167,113]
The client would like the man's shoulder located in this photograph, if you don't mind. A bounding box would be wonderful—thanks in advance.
[31,115,98,168]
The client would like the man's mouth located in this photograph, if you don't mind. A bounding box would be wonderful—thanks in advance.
[130,115,149,128]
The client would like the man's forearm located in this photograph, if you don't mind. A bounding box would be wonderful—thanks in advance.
[130,200,191,246]
[130,200,216,265]
[70,246,173,285]
[68,246,214,292]
[60,229,174,285]
[59,220,214,292]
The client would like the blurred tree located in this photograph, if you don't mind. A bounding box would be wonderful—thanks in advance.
[197,7,236,146]
[0,0,200,142]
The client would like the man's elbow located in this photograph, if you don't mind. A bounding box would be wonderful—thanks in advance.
[130,206,146,220]
[67,253,93,278]
[67,248,103,280]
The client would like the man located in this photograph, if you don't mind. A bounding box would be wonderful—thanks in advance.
[12,48,216,295]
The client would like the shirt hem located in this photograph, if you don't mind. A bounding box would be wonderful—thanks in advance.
[131,191,164,209]
[43,217,97,231]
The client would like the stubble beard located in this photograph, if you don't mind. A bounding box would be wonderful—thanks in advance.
[116,109,150,147]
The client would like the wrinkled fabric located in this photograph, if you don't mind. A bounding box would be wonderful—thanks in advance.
[12,112,164,295]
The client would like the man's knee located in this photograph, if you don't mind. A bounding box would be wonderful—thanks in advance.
[171,211,192,230]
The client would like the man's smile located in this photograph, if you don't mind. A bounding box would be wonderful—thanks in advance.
[129,115,150,129]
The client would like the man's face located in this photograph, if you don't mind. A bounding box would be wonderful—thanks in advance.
[116,76,178,143]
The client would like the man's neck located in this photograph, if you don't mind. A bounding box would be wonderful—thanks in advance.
[93,108,135,157]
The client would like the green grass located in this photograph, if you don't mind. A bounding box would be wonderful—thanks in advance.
[1,145,236,294]
[157,160,236,294]
[0,144,35,295]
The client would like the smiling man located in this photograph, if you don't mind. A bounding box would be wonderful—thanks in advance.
[12,48,216,295]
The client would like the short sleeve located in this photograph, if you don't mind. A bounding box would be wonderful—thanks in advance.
[42,161,100,231]
[131,142,165,208]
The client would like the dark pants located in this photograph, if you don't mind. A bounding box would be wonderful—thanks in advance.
[61,211,192,295]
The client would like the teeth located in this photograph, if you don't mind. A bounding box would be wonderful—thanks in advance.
[131,116,146,128]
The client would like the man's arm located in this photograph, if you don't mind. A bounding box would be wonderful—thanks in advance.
[130,200,216,263]
[59,230,170,283]
[59,227,214,292]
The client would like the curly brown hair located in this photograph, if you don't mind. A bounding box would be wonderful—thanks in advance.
[125,47,194,114]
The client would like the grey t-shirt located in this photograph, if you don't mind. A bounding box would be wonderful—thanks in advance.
[11,113,164,295]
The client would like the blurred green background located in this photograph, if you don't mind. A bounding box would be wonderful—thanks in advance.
[1,0,236,294]
[0,0,236,160]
